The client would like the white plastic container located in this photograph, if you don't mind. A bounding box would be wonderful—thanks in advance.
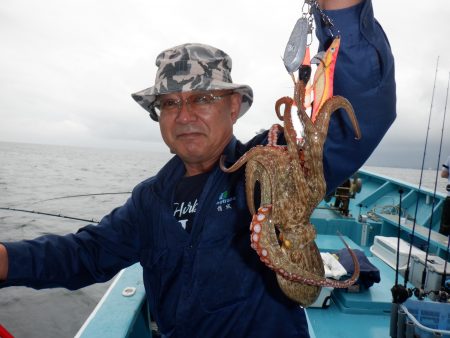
[369,236,424,273]
[409,253,447,298]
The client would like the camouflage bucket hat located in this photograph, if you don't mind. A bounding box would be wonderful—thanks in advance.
[131,43,253,121]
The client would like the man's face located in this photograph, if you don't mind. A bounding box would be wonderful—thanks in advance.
[158,90,241,174]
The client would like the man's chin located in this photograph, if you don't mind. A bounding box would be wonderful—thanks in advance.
[174,143,204,158]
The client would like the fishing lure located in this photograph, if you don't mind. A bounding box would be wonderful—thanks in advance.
[310,36,340,122]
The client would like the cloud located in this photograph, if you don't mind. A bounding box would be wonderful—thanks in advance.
[1,0,450,168]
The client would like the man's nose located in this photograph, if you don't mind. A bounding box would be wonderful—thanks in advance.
[176,100,196,122]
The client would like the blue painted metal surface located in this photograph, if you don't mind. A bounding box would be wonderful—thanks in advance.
[77,170,449,338]
[76,263,151,338]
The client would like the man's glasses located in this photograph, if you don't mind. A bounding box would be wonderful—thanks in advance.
[152,92,234,118]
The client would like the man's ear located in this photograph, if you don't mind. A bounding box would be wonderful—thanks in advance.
[230,93,242,124]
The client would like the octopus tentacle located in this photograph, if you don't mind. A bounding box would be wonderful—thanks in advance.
[302,96,362,198]
[244,152,280,215]
[314,96,361,140]
[268,124,283,146]
[275,97,294,121]
[250,206,360,287]
[275,97,297,152]
[220,146,283,173]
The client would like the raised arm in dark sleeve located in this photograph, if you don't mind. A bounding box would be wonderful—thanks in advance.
[315,0,396,193]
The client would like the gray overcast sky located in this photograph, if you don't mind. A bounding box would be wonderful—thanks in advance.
[1,0,449,169]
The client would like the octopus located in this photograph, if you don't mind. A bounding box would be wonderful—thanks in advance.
[220,38,362,306]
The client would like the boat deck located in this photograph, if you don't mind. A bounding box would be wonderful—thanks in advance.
[307,305,389,338]
[308,236,413,338]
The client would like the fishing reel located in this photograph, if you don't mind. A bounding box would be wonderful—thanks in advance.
[391,284,450,303]
[412,287,449,302]
[434,290,449,302]
[410,277,450,302]
[412,287,427,300]
[391,284,412,304]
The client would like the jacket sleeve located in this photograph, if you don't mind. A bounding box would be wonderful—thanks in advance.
[314,0,396,193]
[0,185,145,290]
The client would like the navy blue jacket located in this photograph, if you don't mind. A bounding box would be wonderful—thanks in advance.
[2,1,396,337]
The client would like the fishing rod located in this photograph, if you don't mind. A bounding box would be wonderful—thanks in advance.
[0,207,99,224]
[390,188,409,337]
[0,192,132,225]
[394,189,404,288]
[389,57,440,338]
[30,191,131,204]
[1,191,131,223]
[440,76,450,293]
[403,56,440,288]
[418,72,450,298]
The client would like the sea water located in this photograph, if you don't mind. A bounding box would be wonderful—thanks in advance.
[0,141,448,338]
[0,141,171,338]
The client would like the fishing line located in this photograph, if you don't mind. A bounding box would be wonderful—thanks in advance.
[403,56,440,288]
[30,191,131,204]
[0,207,99,224]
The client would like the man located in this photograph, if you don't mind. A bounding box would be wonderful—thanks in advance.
[0,0,396,336]
[440,155,450,236]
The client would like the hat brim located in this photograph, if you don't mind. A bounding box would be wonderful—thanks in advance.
[132,81,253,121]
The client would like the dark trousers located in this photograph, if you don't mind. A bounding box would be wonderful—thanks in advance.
[440,196,450,236]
